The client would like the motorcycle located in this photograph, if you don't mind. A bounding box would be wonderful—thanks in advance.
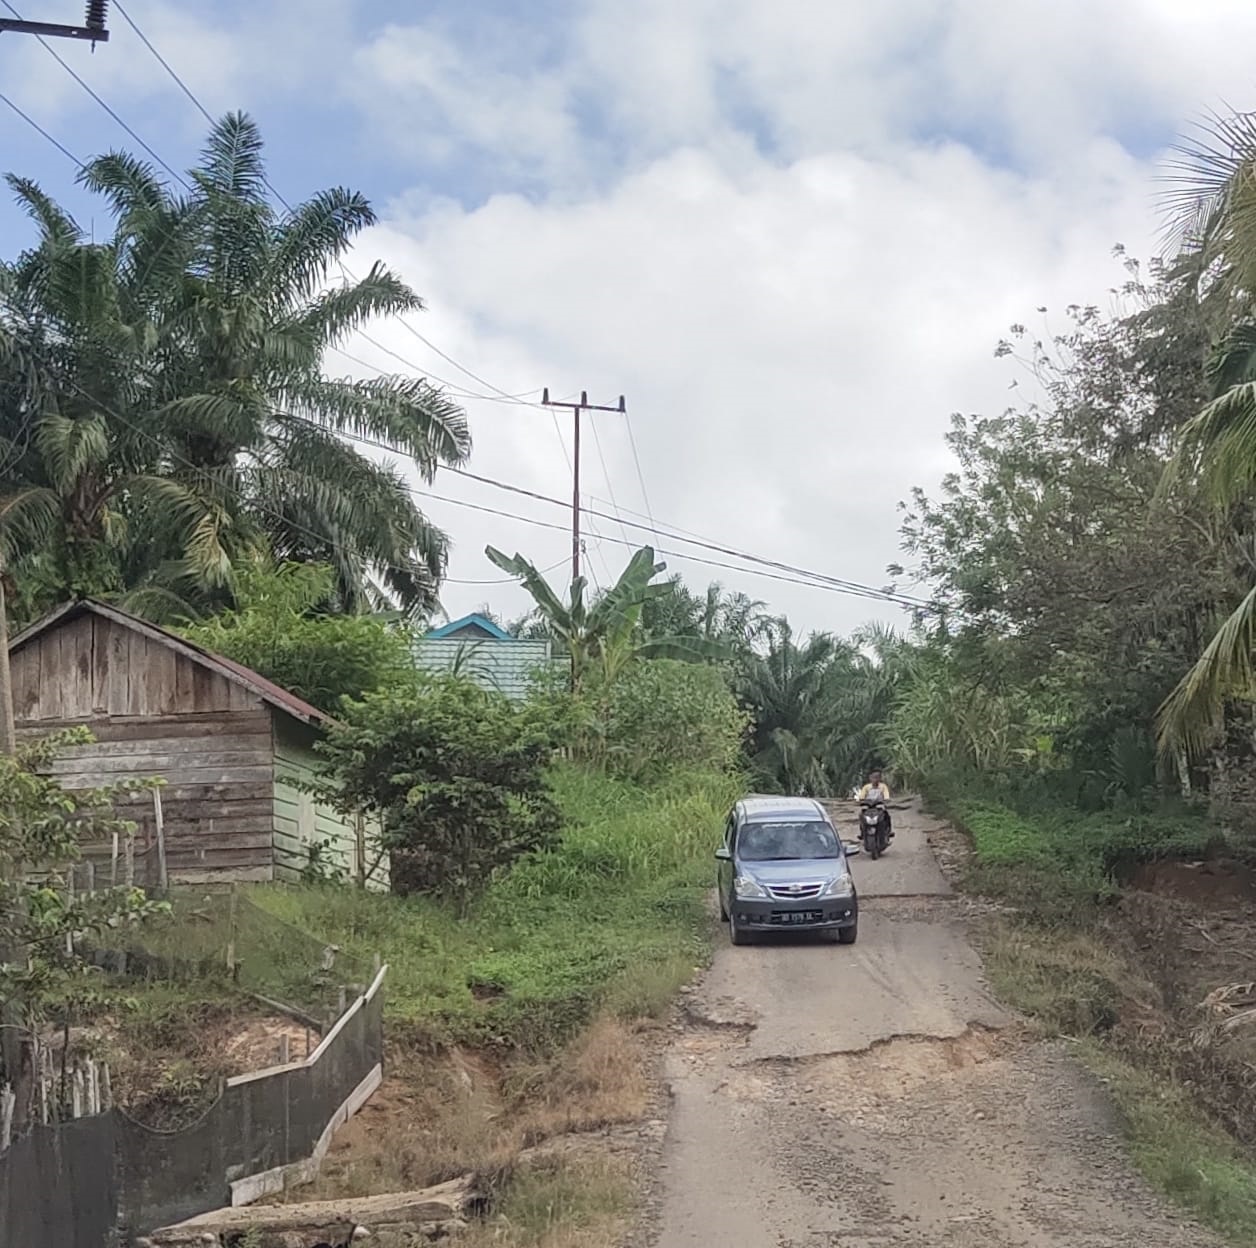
[859,800,890,860]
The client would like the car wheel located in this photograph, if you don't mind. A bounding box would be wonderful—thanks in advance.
[836,924,858,945]
[730,914,750,945]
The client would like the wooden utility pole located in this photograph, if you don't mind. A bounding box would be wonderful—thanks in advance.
[541,389,626,583]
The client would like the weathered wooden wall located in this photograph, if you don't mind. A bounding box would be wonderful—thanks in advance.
[12,612,277,884]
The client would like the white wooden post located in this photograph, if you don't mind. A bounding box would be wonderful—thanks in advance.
[1,1084,15,1151]
[111,828,119,887]
[71,1065,84,1120]
[153,788,168,890]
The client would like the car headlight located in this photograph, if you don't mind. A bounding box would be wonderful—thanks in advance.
[734,874,767,899]
[821,873,854,898]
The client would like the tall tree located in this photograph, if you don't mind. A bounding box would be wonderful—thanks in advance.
[0,113,472,620]
[899,270,1229,789]
[1157,112,1256,756]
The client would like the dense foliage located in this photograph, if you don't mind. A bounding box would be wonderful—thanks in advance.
[0,113,469,625]
[314,676,565,904]
[180,560,414,712]
[585,658,749,782]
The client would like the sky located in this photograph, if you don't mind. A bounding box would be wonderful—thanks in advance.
[2,0,1254,633]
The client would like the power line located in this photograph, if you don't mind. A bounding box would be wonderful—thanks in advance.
[1,39,926,614]
[589,419,632,546]
[0,90,82,164]
[623,410,659,542]
[112,1,210,123]
[1,1,191,190]
[48,367,924,607]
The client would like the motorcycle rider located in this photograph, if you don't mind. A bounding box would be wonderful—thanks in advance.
[856,769,893,839]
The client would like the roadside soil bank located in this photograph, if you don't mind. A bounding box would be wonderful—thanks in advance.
[644,801,1229,1247]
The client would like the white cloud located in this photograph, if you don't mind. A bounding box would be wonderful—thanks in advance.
[7,0,1255,634]
[352,134,1157,632]
[324,0,1256,633]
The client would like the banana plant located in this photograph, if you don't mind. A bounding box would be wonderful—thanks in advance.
[485,545,729,691]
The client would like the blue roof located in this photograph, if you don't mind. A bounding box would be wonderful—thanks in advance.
[425,613,512,641]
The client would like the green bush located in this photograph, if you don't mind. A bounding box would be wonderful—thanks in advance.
[313,676,565,904]
[934,783,1219,915]
[587,658,748,782]
[181,560,414,712]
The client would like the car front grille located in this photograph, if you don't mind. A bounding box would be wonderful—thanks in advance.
[765,882,824,900]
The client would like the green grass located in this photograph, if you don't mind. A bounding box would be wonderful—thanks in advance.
[934,790,1219,916]
[1083,1044,1256,1243]
[252,764,741,1051]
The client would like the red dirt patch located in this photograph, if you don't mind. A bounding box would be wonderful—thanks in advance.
[1128,859,1256,907]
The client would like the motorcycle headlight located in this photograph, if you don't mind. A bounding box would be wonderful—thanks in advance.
[821,872,854,898]
[734,874,767,899]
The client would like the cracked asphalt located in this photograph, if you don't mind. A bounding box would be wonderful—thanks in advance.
[649,801,1223,1248]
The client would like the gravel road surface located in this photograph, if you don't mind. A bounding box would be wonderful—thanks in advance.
[650,801,1221,1248]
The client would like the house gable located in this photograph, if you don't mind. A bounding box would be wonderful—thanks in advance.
[9,599,326,728]
[425,613,511,641]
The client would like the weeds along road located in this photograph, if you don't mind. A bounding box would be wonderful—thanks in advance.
[649,802,1223,1248]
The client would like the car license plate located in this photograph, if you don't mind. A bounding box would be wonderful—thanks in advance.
[775,911,821,924]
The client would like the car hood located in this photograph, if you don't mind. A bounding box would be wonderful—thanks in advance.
[738,857,846,882]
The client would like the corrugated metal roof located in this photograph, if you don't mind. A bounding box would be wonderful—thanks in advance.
[9,598,330,727]
[426,613,511,640]
[413,634,556,701]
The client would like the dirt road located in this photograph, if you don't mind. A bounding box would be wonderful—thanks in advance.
[650,802,1222,1248]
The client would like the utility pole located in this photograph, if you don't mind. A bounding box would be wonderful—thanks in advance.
[0,2,110,43]
[541,389,626,584]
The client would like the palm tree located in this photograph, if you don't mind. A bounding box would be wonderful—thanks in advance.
[639,576,769,651]
[737,621,911,795]
[1158,110,1256,755]
[1,113,471,618]
[738,623,850,794]
[0,178,184,619]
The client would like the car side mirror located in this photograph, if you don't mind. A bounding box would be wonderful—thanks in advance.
[714,846,731,861]
[842,840,862,856]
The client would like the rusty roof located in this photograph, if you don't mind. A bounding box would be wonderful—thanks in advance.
[9,598,331,728]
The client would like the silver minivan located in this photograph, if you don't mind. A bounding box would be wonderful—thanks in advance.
[715,795,859,946]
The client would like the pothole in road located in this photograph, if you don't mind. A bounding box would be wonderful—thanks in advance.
[719,1024,1022,1114]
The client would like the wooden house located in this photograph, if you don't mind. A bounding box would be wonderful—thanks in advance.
[413,612,554,701]
[8,599,385,889]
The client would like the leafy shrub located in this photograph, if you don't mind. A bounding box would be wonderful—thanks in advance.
[586,658,748,781]
[314,676,564,904]
[181,560,414,712]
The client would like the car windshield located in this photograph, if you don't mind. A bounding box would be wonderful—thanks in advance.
[738,820,840,861]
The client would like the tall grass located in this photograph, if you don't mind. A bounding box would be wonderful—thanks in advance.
[928,783,1220,918]
[254,764,742,1052]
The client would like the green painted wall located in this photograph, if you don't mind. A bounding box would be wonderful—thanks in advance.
[271,719,388,890]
